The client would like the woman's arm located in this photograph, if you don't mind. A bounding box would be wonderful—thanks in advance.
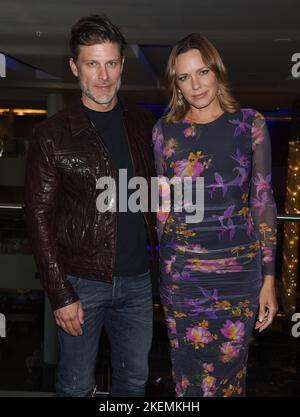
[249,111,278,331]
[152,120,169,243]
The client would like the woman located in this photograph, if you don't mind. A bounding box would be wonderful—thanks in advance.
[152,34,278,397]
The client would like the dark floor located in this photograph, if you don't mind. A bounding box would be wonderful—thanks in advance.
[0,297,300,397]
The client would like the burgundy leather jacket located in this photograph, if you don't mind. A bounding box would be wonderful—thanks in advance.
[25,97,158,310]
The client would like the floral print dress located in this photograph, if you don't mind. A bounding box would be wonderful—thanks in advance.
[152,109,277,397]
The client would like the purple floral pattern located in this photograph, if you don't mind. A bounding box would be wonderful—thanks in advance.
[152,109,277,397]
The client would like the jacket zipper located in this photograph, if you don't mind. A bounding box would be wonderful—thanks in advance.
[90,120,117,279]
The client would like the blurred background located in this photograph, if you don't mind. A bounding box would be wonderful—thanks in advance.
[0,0,299,397]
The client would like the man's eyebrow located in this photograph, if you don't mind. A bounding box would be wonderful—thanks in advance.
[83,57,121,62]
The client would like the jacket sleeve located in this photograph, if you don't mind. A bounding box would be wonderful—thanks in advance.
[25,128,79,310]
[249,112,277,276]
[152,119,170,243]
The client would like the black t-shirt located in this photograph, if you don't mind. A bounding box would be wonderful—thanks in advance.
[85,102,149,276]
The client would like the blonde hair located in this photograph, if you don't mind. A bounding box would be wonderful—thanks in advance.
[165,33,240,123]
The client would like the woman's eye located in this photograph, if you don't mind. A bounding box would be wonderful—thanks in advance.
[178,76,187,82]
[200,69,209,75]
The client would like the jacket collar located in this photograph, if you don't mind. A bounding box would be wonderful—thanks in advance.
[68,94,129,137]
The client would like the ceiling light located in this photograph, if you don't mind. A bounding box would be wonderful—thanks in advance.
[274,38,292,42]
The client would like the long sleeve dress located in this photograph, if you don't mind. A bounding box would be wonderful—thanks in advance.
[152,109,277,397]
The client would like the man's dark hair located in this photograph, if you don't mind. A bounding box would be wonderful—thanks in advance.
[70,14,127,60]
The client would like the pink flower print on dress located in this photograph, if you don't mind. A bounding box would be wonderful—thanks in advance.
[220,320,245,343]
[164,255,176,274]
[219,342,241,363]
[176,243,209,254]
[166,316,177,334]
[171,159,204,179]
[170,338,179,349]
[157,175,171,221]
[157,210,170,222]
[163,138,177,159]
[175,382,183,397]
[158,177,170,197]
[261,246,273,264]
[184,126,197,138]
[201,375,217,397]
[252,173,272,195]
[203,363,215,372]
[185,321,216,349]
[175,375,190,397]
[185,257,243,274]
[152,127,164,151]
[220,258,243,272]
[181,375,190,389]
[250,192,269,216]
[252,124,265,150]
[172,271,182,281]
[251,111,266,150]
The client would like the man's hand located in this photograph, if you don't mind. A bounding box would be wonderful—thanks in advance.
[54,300,84,336]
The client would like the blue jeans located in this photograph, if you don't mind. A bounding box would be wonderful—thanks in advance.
[56,270,153,397]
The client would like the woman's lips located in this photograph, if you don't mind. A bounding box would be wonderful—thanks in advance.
[192,92,207,99]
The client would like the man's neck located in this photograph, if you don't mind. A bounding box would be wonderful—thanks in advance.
[81,95,118,112]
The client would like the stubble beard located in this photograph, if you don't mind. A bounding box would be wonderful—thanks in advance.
[80,78,121,106]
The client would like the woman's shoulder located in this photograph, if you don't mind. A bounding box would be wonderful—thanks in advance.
[238,108,266,123]
[153,115,177,135]
[152,117,164,140]
[153,115,172,127]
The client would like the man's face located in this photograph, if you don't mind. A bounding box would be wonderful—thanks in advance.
[69,42,124,111]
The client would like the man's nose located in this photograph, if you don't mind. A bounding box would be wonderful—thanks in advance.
[98,66,109,81]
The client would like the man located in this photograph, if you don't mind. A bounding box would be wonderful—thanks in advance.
[25,14,158,397]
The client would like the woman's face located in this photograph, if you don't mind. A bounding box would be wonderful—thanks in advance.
[175,48,220,112]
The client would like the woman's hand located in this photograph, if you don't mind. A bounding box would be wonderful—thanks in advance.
[255,275,278,333]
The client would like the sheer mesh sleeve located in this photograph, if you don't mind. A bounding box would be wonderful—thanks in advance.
[249,111,277,276]
[152,120,170,243]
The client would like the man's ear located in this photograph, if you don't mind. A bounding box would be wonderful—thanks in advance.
[121,56,125,73]
[69,57,78,78]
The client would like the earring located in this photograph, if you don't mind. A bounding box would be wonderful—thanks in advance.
[177,89,184,106]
